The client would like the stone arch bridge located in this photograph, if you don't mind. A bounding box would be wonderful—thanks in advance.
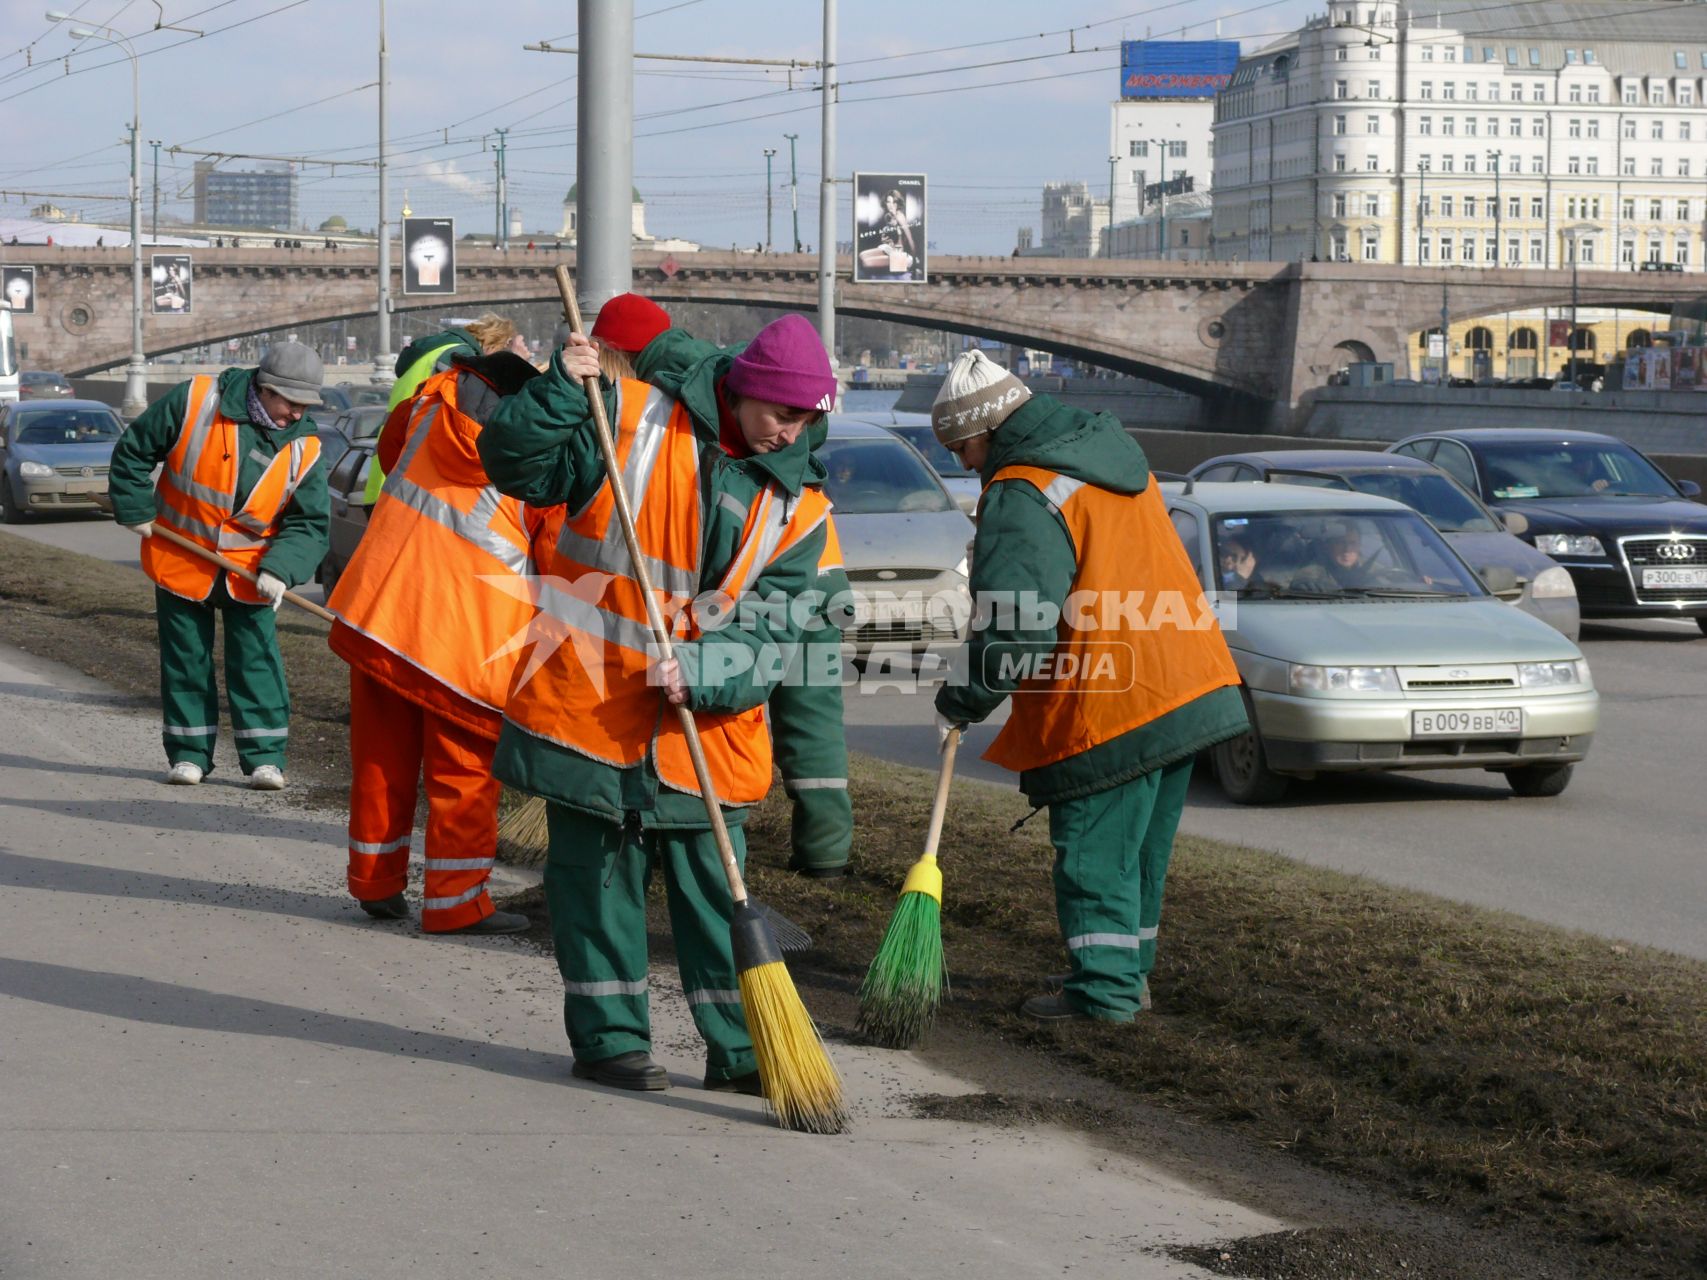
[12,246,1707,424]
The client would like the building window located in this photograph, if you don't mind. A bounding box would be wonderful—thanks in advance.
[1440,195,1454,216]
[1440,234,1454,259]
[1506,236,1521,262]
[1622,117,1637,138]
[1369,80,1382,98]
[1422,45,1434,62]
[1485,237,1498,262]
[1465,195,1478,217]
[1588,85,1601,103]
[1530,155,1544,174]
[1530,117,1545,137]
[1331,231,1348,260]
[1682,86,1695,106]
[1677,51,1689,70]
[1648,239,1663,264]
[1420,235,1433,262]
[1652,158,1665,177]
[1652,86,1667,104]
[1443,81,1456,100]
[1529,236,1543,263]
[1333,192,1348,216]
[1622,155,1637,176]
[1621,239,1637,265]
[1568,118,1582,137]
[1363,233,1381,262]
[1586,118,1600,139]
[1466,81,1479,101]
[1445,45,1458,63]
[1367,115,1381,134]
[1531,196,1545,218]
[1440,155,1455,172]
[1650,199,1664,220]
[1531,82,1545,101]
[1508,116,1522,137]
[1169,140,1188,157]
[1569,83,1582,102]
[1419,154,1433,171]
[1465,154,1478,172]
[1334,115,1348,135]
[1506,46,1518,65]
[1465,117,1479,136]
[1335,46,1348,61]
[1682,159,1693,178]
[1419,194,1432,214]
[1489,83,1502,102]
[1567,155,1580,174]
[1365,193,1380,217]
[1129,140,1148,157]
[1623,197,1637,220]
[1652,119,1665,140]
[1442,116,1457,136]
[1462,237,1476,262]
[1585,48,1598,65]
[1566,49,1580,65]
[1420,80,1433,99]
[1336,79,1349,99]
[1508,196,1521,219]
[1677,237,1690,267]
[1579,238,1596,264]
[1529,48,1541,67]
[1586,157,1599,175]
[1624,82,1639,104]
[1419,115,1433,135]
[1366,154,1380,171]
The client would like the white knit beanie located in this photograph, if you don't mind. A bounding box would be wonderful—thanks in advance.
[930,350,1031,445]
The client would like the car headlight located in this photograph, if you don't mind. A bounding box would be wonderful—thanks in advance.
[1529,566,1577,599]
[1288,664,1400,695]
[1533,533,1605,557]
[1518,659,1590,687]
[18,460,54,478]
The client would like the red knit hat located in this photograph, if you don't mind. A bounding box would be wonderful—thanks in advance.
[590,293,671,354]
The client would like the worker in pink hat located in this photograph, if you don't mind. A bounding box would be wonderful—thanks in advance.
[477,313,836,1095]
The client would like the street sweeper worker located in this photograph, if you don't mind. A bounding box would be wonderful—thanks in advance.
[929,350,1248,1024]
[326,347,543,934]
[109,341,330,789]
[364,313,530,503]
[478,313,834,1095]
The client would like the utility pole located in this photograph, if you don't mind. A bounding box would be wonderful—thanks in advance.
[1440,278,1449,382]
[763,147,777,252]
[1107,154,1117,257]
[1489,149,1503,265]
[784,131,801,252]
[1417,160,1428,264]
[149,138,161,242]
[375,0,392,376]
[494,127,509,248]
[1148,139,1172,261]
[1569,234,1581,387]
[818,0,837,367]
[578,0,635,311]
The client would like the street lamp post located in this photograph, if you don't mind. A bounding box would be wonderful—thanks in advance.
[763,147,777,252]
[784,132,801,252]
[1148,139,1173,261]
[49,11,146,416]
[149,138,161,242]
[1488,149,1503,266]
[1107,154,1117,258]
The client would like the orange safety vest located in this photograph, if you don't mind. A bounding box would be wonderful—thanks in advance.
[327,368,534,712]
[504,377,830,808]
[142,374,321,605]
[983,466,1241,773]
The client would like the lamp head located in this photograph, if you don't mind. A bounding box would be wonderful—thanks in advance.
[69,26,94,38]
[45,9,70,20]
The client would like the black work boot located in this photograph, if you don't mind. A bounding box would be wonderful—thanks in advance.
[703,1068,764,1097]
[442,910,529,935]
[1045,971,1151,1011]
[1020,992,1094,1023]
[572,1051,670,1091]
[359,893,409,920]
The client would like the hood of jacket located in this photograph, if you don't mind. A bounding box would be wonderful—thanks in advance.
[216,367,316,442]
[394,326,477,378]
[981,393,1150,495]
[637,328,826,497]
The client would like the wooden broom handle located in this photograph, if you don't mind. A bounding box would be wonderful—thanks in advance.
[554,266,751,907]
[923,728,959,859]
[143,523,336,624]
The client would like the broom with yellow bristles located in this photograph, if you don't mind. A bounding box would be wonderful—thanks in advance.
[856,727,957,1048]
[551,266,846,1134]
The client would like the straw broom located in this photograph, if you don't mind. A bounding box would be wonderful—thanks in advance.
[553,267,845,1134]
[856,727,958,1048]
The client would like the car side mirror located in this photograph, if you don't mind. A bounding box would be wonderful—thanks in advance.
[1477,564,1522,599]
[1677,479,1702,499]
[1498,510,1529,535]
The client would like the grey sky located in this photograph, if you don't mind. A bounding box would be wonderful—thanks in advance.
[0,0,1321,253]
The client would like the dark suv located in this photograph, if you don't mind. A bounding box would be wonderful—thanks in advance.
[1389,428,1707,632]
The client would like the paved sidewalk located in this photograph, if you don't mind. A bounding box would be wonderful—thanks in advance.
[0,643,1281,1279]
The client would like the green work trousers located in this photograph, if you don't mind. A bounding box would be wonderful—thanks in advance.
[543,803,756,1082]
[1049,758,1193,1022]
[155,584,290,775]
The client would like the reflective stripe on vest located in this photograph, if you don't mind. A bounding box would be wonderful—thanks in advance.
[144,375,321,604]
[504,377,831,807]
[327,368,535,710]
[982,465,1240,774]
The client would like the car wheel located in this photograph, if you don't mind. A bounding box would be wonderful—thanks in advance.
[1212,726,1290,804]
[0,479,25,524]
[1503,763,1573,798]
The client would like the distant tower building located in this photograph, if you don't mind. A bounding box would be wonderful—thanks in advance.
[559,184,647,243]
[194,160,299,230]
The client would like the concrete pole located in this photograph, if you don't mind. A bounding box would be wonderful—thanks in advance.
[495,128,509,248]
[817,0,837,364]
[375,0,392,375]
[149,139,161,244]
[578,0,634,314]
[125,113,146,417]
[785,132,801,253]
[764,148,776,252]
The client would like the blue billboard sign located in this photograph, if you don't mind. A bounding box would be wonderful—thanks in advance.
[1120,40,1240,99]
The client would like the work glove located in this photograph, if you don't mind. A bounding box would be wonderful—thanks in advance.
[255,571,287,612]
[124,521,154,537]
[935,712,965,754]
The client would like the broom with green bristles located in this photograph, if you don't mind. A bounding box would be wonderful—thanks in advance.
[856,726,959,1048]
[552,266,846,1134]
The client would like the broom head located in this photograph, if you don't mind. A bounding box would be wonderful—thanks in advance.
[496,794,551,867]
[856,853,947,1049]
[731,901,847,1134]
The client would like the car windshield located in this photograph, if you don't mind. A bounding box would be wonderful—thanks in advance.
[1211,510,1480,599]
[20,372,63,386]
[1475,440,1677,499]
[346,408,389,439]
[889,424,976,478]
[819,437,955,515]
[13,409,123,444]
[1334,470,1498,533]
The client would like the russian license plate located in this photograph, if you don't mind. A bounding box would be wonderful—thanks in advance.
[1411,707,1524,738]
[1642,567,1707,588]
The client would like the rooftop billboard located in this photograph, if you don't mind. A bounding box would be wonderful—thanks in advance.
[1120,40,1241,99]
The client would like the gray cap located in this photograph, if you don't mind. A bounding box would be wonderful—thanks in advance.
[256,341,324,405]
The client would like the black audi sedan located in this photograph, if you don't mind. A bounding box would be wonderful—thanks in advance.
[1387,428,1707,632]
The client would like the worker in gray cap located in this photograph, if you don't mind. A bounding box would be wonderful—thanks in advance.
[109,340,331,789]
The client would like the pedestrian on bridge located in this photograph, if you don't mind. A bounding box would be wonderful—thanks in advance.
[108,342,330,789]
[327,346,543,934]
[478,314,835,1094]
[929,350,1247,1023]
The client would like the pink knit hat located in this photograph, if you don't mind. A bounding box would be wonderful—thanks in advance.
[724,314,837,411]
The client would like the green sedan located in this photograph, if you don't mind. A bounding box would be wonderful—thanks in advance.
[1163,483,1599,804]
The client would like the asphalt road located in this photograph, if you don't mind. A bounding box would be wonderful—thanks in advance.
[20,512,1706,959]
[0,643,1276,1278]
[846,615,1707,963]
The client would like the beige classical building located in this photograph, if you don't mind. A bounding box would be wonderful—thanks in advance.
[1212,1,1707,271]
